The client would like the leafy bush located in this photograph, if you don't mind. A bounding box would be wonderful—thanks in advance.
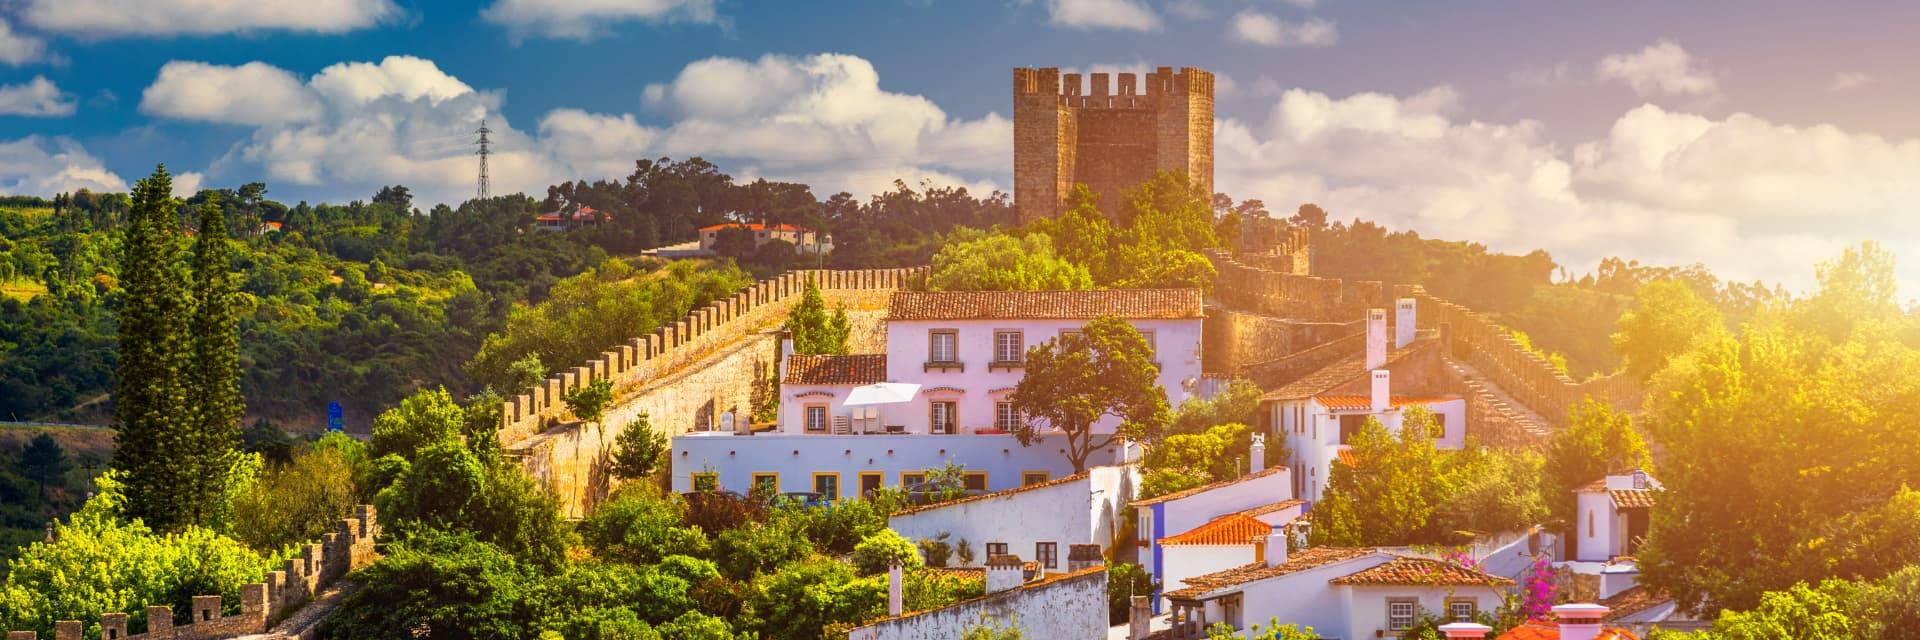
[850,529,923,575]
[320,532,538,639]
[230,434,367,552]
[578,486,710,566]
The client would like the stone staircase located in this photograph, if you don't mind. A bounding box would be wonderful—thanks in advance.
[1445,358,1554,444]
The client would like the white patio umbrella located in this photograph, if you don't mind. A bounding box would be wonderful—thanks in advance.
[842,382,922,407]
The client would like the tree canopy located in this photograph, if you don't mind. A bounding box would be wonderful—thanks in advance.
[1008,316,1169,473]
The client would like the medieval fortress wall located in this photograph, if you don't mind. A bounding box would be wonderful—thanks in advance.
[1013,66,1214,221]
[499,268,923,516]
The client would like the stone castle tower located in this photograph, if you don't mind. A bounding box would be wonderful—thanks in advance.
[1012,66,1215,222]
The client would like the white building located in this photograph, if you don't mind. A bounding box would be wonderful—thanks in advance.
[675,288,1202,496]
[1572,469,1659,562]
[1267,301,1466,503]
[1131,458,1298,608]
[887,465,1138,570]
[1154,499,1305,608]
[848,556,1109,640]
[698,222,831,254]
[1162,547,1513,640]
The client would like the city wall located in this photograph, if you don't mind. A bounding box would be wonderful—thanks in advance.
[11,506,379,640]
[501,268,922,517]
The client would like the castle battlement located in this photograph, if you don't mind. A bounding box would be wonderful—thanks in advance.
[1013,66,1215,104]
[1012,65,1214,222]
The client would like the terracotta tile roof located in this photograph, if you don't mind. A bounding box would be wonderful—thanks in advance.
[1327,556,1515,586]
[1600,586,1671,621]
[1497,621,1639,640]
[887,472,1087,517]
[1336,448,1359,467]
[1312,394,1460,412]
[1238,499,1306,519]
[1131,467,1288,506]
[1263,339,1434,401]
[783,354,887,385]
[887,288,1204,321]
[699,222,807,232]
[1611,489,1657,509]
[1160,513,1272,547]
[1164,547,1376,599]
[539,205,604,222]
[920,567,986,580]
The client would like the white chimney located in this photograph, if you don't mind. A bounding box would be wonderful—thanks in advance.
[1438,622,1492,639]
[1551,603,1611,640]
[1129,595,1153,640]
[985,555,1025,593]
[778,332,795,381]
[1248,433,1266,474]
[887,562,904,616]
[1365,309,1388,370]
[1264,530,1289,567]
[1370,370,1390,414]
[1395,298,1417,349]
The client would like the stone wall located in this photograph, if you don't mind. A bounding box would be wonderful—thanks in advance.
[501,268,922,517]
[1204,249,1383,322]
[1012,66,1214,221]
[845,567,1109,640]
[1203,305,1360,377]
[14,506,379,640]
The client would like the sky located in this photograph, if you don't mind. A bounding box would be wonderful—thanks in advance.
[4,0,1920,292]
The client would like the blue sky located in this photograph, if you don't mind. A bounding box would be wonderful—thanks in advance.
[5,0,1920,290]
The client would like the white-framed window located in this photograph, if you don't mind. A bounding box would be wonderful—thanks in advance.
[931,401,957,434]
[986,542,1008,558]
[929,330,958,363]
[1138,329,1156,357]
[805,405,828,433]
[1035,541,1058,568]
[1448,598,1477,622]
[995,402,1019,429]
[1387,598,1418,631]
[994,330,1024,363]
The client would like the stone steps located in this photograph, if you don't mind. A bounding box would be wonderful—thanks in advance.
[1446,358,1553,441]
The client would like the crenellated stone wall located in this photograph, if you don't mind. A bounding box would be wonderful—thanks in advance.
[500,268,924,516]
[1203,249,1383,322]
[14,506,379,640]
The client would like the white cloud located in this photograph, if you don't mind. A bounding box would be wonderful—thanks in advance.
[481,0,718,40]
[1215,85,1920,291]
[1829,72,1873,92]
[173,171,204,198]
[22,0,395,37]
[308,56,475,106]
[1510,61,1575,88]
[0,76,75,116]
[0,136,126,195]
[0,18,48,66]
[1228,10,1336,47]
[140,61,321,125]
[1165,0,1211,20]
[1039,0,1160,32]
[1597,40,1718,97]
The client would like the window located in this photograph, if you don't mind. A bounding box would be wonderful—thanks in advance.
[692,472,718,492]
[1387,598,1418,631]
[902,472,926,488]
[994,330,1025,363]
[859,472,884,497]
[1058,328,1083,341]
[1138,329,1156,358]
[1221,593,1244,629]
[929,330,958,364]
[986,542,1008,559]
[1035,541,1058,568]
[931,401,957,434]
[813,473,840,501]
[1447,598,1478,622]
[1339,414,1367,444]
[1023,471,1050,486]
[751,473,780,494]
[996,402,1019,429]
[1588,510,1596,537]
[1431,413,1448,438]
[963,472,988,492]
[805,405,828,433]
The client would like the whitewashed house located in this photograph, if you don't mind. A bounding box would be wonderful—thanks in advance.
[848,554,1109,640]
[672,288,1203,497]
[1573,470,1659,562]
[887,465,1138,570]
[1132,448,1298,608]
[1267,301,1466,502]
[1154,498,1305,609]
[1162,547,1513,640]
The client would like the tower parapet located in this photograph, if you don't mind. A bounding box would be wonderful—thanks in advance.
[1013,66,1214,221]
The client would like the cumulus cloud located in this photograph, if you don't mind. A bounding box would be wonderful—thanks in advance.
[1035,0,1160,32]
[1597,40,1718,97]
[1228,10,1336,47]
[1829,72,1873,92]
[172,171,204,198]
[1215,85,1920,290]
[0,136,126,195]
[0,76,75,116]
[481,0,718,41]
[140,61,321,125]
[0,18,48,66]
[21,0,396,37]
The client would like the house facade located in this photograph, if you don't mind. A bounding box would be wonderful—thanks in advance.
[887,465,1138,570]
[1131,461,1298,608]
[1164,548,1513,640]
[1573,470,1660,562]
[536,205,606,232]
[698,222,831,254]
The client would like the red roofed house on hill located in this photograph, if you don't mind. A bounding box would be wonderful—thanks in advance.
[698,222,831,255]
[535,205,608,232]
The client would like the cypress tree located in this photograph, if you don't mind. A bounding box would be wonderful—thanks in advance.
[187,193,243,526]
[113,165,195,531]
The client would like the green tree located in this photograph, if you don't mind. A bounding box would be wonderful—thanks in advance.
[787,276,849,355]
[186,194,245,527]
[609,413,668,482]
[1141,422,1251,499]
[579,485,712,567]
[745,556,884,640]
[564,378,614,436]
[230,435,366,552]
[1612,279,1726,380]
[15,433,71,501]
[1310,414,1446,547]
[1544,399,1650,527]
[1689,579,1860,640]
[1008,316,1170,473]
[1168,379,1262,436]
[319,532,539,640]
[928,229,1093,291]
[1851,564,1920,639]
[370,387,467,460]
[1208,619,1319,640]
[1107,562,1157,625]
[112,165,197,531]
[850,528,923,574]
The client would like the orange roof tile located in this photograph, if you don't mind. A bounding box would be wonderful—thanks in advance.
[1312,394,1460,412]
[1611,489,1657,509]
[1600,585,1671,621]
[1164,547,1376,599]
[1497,621,1638,640]
[1238,499,1306,519]
[888,289,1204,321]
[1160,513,1272,546]
[1131,467,1288,506]
[1263,339,1437,401]
[783,354,886,385]
[887,472,1088,517]
[698,222,807,232]
[1336,448,1359,466]
[1327,556,1514,586]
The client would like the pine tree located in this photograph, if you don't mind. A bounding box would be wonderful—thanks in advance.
[787,276,850,355]
[113,165,195,530]
[187,193,244,526]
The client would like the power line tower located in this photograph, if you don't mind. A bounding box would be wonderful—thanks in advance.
[474,119,493,200]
